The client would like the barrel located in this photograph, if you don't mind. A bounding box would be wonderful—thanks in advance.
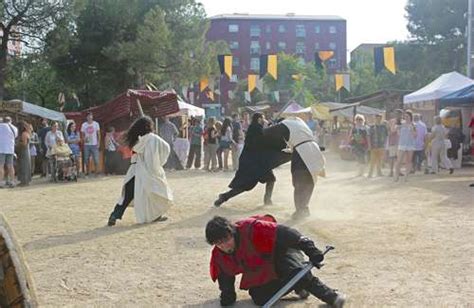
[0,214,38,307]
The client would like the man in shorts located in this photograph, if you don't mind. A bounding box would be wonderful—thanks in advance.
[0,117,18,188]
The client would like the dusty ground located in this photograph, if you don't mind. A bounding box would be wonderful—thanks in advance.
[1,154,473,307]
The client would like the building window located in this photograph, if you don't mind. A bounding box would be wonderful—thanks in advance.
[278,24,286,33]
[329,26,337,34]
[232,57,239,67]
[314,42,320,50]
[250,57,260,71]
[250,41,261,54]
[296,42,306,54]
[229,41,239,50]
[329,42,336,50]
[315,25,320,34]
[265,25,271,33]
[277,41,287,51]
[266,42,271,50]
[228,24,239,33]
[250,25,261,37]
[296,25,306,38]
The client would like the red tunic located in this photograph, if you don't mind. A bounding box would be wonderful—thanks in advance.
[209,215,278,290]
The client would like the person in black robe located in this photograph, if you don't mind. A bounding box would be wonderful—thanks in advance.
[214,113,290,207]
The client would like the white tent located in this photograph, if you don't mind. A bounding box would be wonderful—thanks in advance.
[169,99,205,117]
[403,71,474,105]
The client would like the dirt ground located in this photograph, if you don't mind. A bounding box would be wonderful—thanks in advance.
[1,154,473,307]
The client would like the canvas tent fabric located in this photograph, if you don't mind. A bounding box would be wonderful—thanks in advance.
[168,99,205,117]
[281,102,304,114]
[65,90,179,130]
[439,84,474,107]
[320,102,384,118]
[403,71,474,105]
[0,100,66,123]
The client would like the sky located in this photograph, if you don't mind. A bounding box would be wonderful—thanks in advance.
[199,0,411,52]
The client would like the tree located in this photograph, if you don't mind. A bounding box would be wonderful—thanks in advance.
[45,0,227,107]
[0,0,71,100]
[406,0,468,71]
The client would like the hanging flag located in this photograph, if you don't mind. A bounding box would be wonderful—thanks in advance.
[335,74,351,92]
[248,74,257,93]
[315,51,334,70]
[274,91,280,102]
[374,46,396,75]
[335,74,344,91]
[259,54,278,79]
[218,55,233,79]
[256,77,264,92]
[383,47,396,74]
[244,91,251,103]
[200,78,209,92]
[267,54,277,79]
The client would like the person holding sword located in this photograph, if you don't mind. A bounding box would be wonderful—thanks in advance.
[205,215,346,307]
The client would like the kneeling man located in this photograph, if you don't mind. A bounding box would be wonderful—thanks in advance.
[205,215,345,307]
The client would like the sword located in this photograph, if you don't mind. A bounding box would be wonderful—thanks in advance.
[262,245,335,308]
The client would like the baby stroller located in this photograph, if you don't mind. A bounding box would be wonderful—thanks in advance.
[50,154,78,182]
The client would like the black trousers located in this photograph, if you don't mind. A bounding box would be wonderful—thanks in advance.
[248,249,337,306]
[111,177,135,219]
[291,151,315,212]
[186,144,201,169]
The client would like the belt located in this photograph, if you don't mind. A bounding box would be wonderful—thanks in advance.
[294,140,314,148]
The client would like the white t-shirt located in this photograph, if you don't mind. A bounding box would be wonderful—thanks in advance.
[0,123,18,154]
[81,121,100,146]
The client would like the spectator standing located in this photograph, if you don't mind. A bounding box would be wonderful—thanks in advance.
[215,120,223,170]
[37,118,51,177]
[394,110,417,182]
[349,114,369,177]
[231,113,244,171]
[430,116,453,174]
[186,117,203,169]
[67,122,81,173]
[104,126,120,175]
[0,116,18,188]
[17,121,32,186]
[29,123,39,176]
[367,114,388,178]
[219,118,235,171]
[203,117,218,171]
[387,109,403,177]
[412,114,427,173]
[159,116,183,170]
[81,113,101,176]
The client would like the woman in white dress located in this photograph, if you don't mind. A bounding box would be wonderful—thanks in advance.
[108,116,174,226]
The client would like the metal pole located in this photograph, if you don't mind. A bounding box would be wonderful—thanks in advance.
[468,0,473,78]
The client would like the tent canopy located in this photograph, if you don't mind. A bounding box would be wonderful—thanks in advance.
[403,71,474,104]
[169,99,205,117]
[319,102,384,118]
[280,102,304,114]
[65,89,179,130]
[0,100,66,123]
[439,84,474,107]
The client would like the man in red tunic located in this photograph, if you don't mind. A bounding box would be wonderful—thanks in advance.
[205,215,346,307]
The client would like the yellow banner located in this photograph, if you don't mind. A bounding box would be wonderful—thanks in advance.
[319,51,334,62]
[335,74,344,91]
[383,47,396,74]
[200,78,209,92]
[224,55,233,79]
[268,54,278,79]
[248,74,257,93]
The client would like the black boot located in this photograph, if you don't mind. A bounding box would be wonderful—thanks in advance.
[264,181,275,205]
[107,213,117,226]
[214,194,227,207]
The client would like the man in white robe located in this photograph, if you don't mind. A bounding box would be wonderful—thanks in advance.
[108,132,174,225]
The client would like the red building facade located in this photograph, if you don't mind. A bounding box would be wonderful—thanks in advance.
[203,13,347,116]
